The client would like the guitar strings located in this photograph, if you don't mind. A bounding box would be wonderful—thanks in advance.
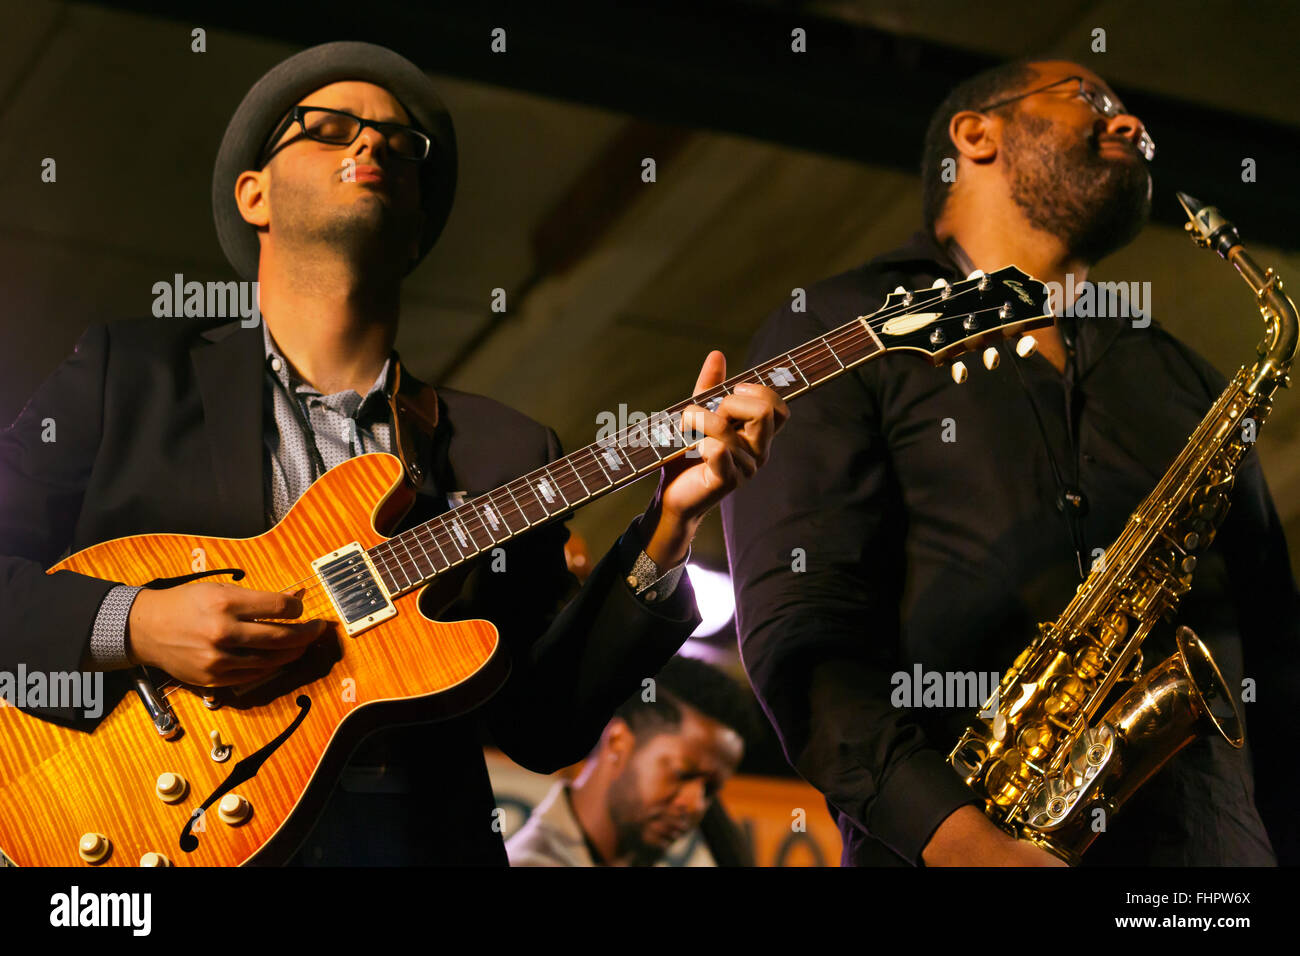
[264,285,1014,624]
[253,280,1020,626]
[277,293,1017,627]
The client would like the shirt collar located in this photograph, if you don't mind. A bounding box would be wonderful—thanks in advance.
[869,228,966,277]
[261,321,398,421]
[530,782,598,866]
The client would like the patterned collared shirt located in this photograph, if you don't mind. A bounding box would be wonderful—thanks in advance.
[261,321,395,527]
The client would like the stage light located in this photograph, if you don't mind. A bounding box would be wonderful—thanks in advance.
[685,563,735,638]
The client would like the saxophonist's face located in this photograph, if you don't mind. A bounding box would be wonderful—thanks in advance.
[998,62,1153,265]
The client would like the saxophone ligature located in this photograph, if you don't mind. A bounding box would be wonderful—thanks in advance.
[948,193,1298,864]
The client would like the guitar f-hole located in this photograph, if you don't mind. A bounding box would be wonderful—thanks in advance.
[179,695,312,854]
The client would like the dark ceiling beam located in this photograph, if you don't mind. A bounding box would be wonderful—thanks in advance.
[98,0,1300,248]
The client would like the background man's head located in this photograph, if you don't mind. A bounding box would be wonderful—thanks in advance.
[233,80,427,284]
[921,59,1153,264]
[589,655,754,865]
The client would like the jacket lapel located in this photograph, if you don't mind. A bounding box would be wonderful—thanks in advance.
[191,320,268,538]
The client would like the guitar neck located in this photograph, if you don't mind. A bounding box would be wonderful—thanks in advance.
[367,314,885,596]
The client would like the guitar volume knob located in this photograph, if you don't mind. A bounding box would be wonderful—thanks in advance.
[155,772,188,804]
[78,832,111,864]
[218,793,251,826]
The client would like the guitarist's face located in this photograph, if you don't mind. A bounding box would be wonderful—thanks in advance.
[252,81,426,278]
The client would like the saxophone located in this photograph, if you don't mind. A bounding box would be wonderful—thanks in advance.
[948,193,1298,864]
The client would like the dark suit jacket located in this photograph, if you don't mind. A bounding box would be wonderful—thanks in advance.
[0,316,700,864]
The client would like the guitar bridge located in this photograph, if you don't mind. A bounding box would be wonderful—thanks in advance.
[311,542,396,636]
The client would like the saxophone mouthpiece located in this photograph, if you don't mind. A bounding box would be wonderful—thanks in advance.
[1177,191,1240,259]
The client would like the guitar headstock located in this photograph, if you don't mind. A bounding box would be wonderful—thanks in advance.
[871,266,1055,380]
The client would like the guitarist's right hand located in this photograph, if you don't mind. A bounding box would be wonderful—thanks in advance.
[126,581,329,686]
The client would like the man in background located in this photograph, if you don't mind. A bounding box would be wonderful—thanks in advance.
[507,654,755,866]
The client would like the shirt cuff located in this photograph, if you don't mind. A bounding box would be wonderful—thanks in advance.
[88,584,144,670]
[625,545,689,604]
[867,748,982,866]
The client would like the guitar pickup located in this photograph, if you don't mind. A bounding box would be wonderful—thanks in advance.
[311,542,396,636]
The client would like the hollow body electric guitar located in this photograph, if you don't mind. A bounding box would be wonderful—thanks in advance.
[0,267,1051,866]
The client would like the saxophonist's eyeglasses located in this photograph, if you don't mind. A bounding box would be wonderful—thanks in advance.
[977,76,1156,161]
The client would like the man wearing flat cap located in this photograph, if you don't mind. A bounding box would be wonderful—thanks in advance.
[0,41,787,864]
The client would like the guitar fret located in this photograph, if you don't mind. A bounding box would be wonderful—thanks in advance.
[458,505,495,552]
[417,526,452,571]
[404,531,437,580]
[440,514,469,560]
[574,447,613,494]
[617,424,662,471]
[392,537,418,589]
[480,494,513,536]
[501,483,534,527]
[596,439,631,478]
[821,335,845,370]
[554,459,591,501]
[532,469,567,512]
[518,475,556,520]
[586,445,614,486]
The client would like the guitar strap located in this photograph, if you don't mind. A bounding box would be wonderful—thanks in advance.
[386,358,457,502]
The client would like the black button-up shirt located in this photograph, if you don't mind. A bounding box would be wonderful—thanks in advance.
[722,229,1299,865]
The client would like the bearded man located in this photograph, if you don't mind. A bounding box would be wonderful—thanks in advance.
[722,59,1299,866]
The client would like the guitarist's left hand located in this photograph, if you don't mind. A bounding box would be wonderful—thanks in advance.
[641,350,789,568]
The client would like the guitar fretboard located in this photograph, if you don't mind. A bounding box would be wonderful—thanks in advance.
[366,313,889,595]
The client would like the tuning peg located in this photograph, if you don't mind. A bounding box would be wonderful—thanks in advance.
[982,347,1000,370]
[951,361,968,384]
[894,286,906,294]
[931,278,952,297]
[966,269,984,280]
[1016,335,1038,358]
[892,285,914,305]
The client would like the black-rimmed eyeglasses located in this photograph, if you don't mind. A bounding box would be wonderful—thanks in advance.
[259,106,432,166]
[977,76,1155,161]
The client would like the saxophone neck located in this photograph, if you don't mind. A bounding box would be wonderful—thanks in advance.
[1179,192,1299,394]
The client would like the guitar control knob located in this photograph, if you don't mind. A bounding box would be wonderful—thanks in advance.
[155,772,188,804]
[78,832,111,864]
[140,852,172,867]
[218,793,251,826]
[951,361,969,384]
[983,347,1001,370]
[210,729,232,763]
[1016,335,1039,358]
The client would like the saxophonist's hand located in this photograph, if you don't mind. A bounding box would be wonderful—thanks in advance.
[923,805,1068,867]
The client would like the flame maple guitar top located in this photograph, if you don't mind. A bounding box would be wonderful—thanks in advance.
[0,452,501,867]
